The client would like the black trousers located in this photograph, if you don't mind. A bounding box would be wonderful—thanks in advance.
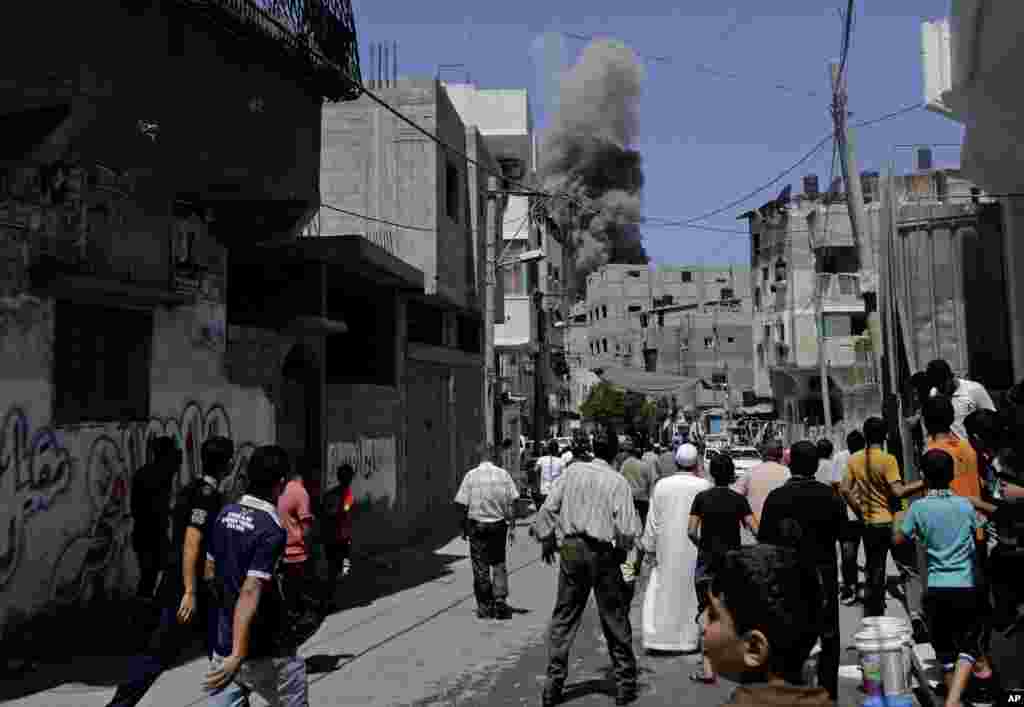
[107,584,209,707]
[134,538,162,599]
[814,562,841,700]
[546,537,636,690]
[468,520,509,610]
[839,517,863,591]
[862,523,892,617]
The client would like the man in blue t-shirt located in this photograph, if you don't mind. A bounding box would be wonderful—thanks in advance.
[895,448,981,707]
[203,445,307,707]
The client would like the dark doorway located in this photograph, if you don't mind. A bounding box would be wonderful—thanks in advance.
[279,343,322,486]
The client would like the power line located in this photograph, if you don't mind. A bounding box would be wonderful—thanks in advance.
[319,203,435,232]
[560,31,821,99]
[838,0,855,81]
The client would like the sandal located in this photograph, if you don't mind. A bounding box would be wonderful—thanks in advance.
[689,671,717,684]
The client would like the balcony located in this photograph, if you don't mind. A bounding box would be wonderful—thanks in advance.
[176,0,361,101]
[815,273,862,305]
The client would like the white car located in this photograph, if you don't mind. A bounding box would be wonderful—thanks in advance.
[727,447,762,480]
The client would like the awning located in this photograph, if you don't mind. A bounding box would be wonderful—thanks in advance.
[592,366,700,396]
[247,235,424,291]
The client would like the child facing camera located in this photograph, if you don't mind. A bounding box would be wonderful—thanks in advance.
[700,544,832,706]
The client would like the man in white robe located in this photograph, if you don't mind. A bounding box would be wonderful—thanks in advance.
[641,443,711,653]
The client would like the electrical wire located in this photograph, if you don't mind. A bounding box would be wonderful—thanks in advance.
[560,31,821,99]
[838,0,855,82]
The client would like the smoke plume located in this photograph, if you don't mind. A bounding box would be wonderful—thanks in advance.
[540,38,648,297]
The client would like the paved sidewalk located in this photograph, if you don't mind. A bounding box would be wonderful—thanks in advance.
[3,521,555,707]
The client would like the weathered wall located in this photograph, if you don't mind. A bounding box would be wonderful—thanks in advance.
[0,299,274,638]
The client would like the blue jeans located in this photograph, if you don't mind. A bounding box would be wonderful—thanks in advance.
[206,654,308,707]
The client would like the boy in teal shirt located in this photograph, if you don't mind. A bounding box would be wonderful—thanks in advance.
[894,449,980,707]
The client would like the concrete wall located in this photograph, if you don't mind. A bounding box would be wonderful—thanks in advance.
[319,80,477,311]
[0,297,275,638]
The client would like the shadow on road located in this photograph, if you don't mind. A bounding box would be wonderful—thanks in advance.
[1,522,466,702]
[305,653,356,674]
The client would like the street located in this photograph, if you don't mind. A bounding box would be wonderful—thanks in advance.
[5,519,933,707]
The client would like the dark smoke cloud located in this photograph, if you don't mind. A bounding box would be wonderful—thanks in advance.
[540,38,648,296]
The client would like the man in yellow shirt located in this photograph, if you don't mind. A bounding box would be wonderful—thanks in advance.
[841,418,924,616]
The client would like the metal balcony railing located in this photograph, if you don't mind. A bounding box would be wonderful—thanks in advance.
[815,273,862,302]
[176,0,362,101]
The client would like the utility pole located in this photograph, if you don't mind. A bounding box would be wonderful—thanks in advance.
[485,176,499,451]
[831,60,884,434]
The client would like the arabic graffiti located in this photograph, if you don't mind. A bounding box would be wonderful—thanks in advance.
[0,400,258,607]
[0,407,74,588]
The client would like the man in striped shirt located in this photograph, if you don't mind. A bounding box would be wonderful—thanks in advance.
[455,442,519,620]
[531,429,642,707]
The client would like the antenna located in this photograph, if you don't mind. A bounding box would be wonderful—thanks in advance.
[368,42,375,88]
[393,40,398,84]
[377,43,383,87]
[383,42,390,87]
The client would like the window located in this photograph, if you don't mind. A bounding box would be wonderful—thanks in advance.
[446,161,459,222]
[712,371,728,385]
[457,314,481,353]
[54,301,152,424]
[407,299,444,346]
[627,304,642,313]
[727,337,736,344]
[721,287,734,300]
[602,305,608,319]
[823,313,852,338]
[704,337,714,349]
[778,323,786,342]
[753,288,761,311]
[681,271,692,283]
[762,266,769,283]
[602,339,608,353]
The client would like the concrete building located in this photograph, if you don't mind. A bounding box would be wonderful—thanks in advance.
[741,180,882,444]
[922,10,1024,389]
[444,83,575,457]
[0,0,359,637]
[317,77,489,535]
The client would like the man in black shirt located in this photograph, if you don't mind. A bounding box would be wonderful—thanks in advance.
[759,440,846,701]
[107,437,233,707]
[131,436,182,599]
[688,453,757,683]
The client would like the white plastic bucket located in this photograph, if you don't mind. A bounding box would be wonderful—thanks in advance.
[854,627,912,701]
[860,617,915,688]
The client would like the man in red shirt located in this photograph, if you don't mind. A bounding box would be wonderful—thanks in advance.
[277,468,315,618]
[322,463,356,607]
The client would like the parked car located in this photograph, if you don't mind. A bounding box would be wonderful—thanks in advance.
[554,436,573,454]
[727,446,762,481]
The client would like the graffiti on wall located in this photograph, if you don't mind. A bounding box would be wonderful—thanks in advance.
[0,407,74,588]
[326,436,396,506]
[0,401,257,606]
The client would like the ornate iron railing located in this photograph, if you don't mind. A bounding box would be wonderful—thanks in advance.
[176,0,362,101]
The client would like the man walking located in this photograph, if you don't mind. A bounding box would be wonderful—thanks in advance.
[321,463,356,609]
[655,443,677,480]
[531,429,641,706]
[277,466,315,622]
[759,440,846,701]
[619,444,659,528]
[833,431,867,605]
[641,443,711,654]
[455,442,519,620]
[107,438,233,707]
[734,439,790,524]
[204,445,308,706]
[131,437,182,599]
[927,358,997,440]
[534,441,564,510]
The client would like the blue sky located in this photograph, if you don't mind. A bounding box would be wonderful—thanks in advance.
[348,0,962,268]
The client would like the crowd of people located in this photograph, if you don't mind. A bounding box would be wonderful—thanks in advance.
[514,357,1024,707]
[108,441,357,707]
[105,354,1024,707]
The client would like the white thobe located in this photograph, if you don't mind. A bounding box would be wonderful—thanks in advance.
[640,471,712,652]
